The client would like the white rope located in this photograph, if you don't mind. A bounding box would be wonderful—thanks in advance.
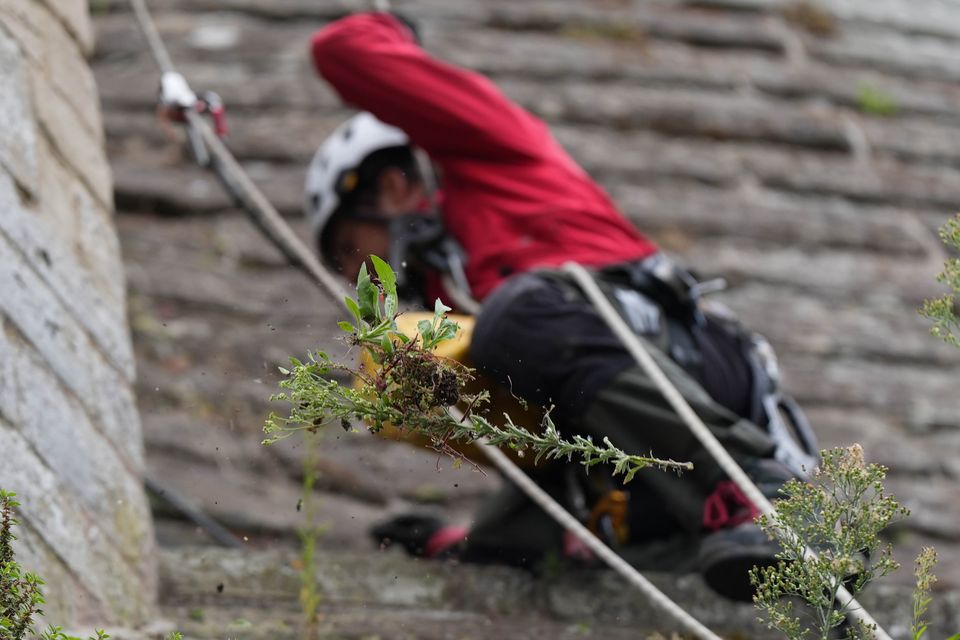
[127,1,721,635]
[562,261,893,640]
[185,109,353,308]
[124,3,838,638]
[129,0,352,314]
[129,0,174,73]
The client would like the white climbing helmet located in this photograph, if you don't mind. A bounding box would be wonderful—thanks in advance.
[304,112,410,254]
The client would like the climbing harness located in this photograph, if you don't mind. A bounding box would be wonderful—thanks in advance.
[564,261,890,640]
[599,253,821,479]
[127,1,892,638]
[587,489,631,546]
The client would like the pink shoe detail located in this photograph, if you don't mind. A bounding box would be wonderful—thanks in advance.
[423,526,468,558]
[563,530,596,562]
[703,480,760,531]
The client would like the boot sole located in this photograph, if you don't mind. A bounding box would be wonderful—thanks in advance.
[700,547,778,602]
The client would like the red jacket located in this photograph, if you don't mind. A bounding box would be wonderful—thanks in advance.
[311,13,657,303]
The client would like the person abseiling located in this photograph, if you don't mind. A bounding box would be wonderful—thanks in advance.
[305,11,817,602]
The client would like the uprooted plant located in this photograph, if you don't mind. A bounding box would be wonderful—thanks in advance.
[750,446,959,640]
[262,254,688,635]
[263,254,690,480]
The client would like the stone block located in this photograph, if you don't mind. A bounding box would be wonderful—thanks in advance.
[146,453,385,543]
[120,238,325,318]
[38,9,102,138]
[2,3,110,205]
[421,0,785,52]
[747,151,960,212]
[38,139,126,302]
[8,525,92,624]
[0,317,154,575]
[0,0,101,138]
[111,160,305,217]
[128,0,361,20]
[608,182,930,257]
[683,234,943,302]
[861,117,960,166]
[0,0,46,69]
[497,78,851,150]
[32,71,112,207]
[1,0,155,630]
[749,63,960,121]
[0,420,154,626]
[550,123,960,231]
[74,191,127,304]
[0,26,39,196]
[0,229,143,468]
[94,49,339,112]
[37,0,94,55]
[0,171,134,379]
[432,24,960,129]
[809,26,960,84]
[779,353,960,424]
[827,0,960,41]
[718,281,959,367]
[93,60,161,110]
[103,107,346,166]
[157,546,960,639]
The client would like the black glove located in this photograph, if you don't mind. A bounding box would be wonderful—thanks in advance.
[370,514,442,556]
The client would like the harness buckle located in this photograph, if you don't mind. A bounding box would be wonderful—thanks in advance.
[159,71,196,110]
[587,490,631,546]
[748,334,819,477]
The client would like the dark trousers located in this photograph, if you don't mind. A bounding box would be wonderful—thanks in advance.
[463,269,779,566]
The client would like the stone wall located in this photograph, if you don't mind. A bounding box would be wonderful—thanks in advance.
[91,0,960,592]
[0,0,155,628]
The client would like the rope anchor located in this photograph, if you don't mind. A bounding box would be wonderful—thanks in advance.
[157,71,228,166]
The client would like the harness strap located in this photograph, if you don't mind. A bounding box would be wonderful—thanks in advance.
[563,261,891,640]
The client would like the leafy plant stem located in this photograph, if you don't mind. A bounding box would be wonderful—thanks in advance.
[299,430,322,639]
[264,255,690,482]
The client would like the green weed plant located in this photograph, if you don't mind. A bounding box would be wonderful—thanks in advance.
[297,432,323,640]
[921,214,960,347]
[857,84,898,117]
[264,255,690,480]
[750,446,959,640]
[2,490,182,640]
[1,490,104,640]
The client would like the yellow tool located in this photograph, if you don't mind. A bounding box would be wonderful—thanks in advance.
[587,490,631,545]
[358,312,545,468]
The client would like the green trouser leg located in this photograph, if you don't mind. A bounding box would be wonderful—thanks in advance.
[462,468,566,567]
[576,359,776,533]
[463,360,776,564]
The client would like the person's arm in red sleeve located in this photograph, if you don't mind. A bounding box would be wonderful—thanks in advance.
[311,13,548,163]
